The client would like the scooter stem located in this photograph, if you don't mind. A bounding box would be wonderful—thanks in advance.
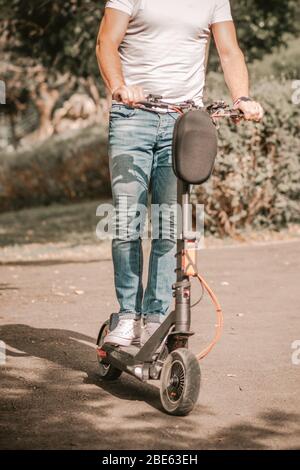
[174,180,193,333]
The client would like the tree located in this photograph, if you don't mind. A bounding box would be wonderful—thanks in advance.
[231,0,300,62]
[1,0,299,79]
[0,0,104,78]
[0,0,299,146]
[0,1,105,146]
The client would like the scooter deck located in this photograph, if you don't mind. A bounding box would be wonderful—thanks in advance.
[101,310,176,366]
[102,343,140,355]
[101,342,139,371]
[119,345,140,355]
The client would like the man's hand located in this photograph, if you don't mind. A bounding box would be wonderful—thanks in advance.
[234,99,264,122]
[112,85,146,105]
[212,22,264,123]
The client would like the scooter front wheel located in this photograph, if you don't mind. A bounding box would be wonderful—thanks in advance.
[160,348,200,416]
[96,321,122,381]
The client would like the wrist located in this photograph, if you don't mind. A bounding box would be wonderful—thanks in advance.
[233,96,253,107]
[110,83,125,96]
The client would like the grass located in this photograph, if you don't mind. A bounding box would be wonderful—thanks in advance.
[0,199,110,247]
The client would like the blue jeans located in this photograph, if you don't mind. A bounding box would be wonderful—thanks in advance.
[108,103,179,321]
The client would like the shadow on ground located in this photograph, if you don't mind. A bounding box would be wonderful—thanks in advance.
[0,324,299,450]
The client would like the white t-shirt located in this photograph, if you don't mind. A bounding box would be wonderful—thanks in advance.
[105,0,232,105]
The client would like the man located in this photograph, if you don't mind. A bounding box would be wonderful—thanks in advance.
[96,0,263,347]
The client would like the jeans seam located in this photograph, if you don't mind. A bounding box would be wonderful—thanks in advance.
[155,114,161,146]
[136,237,143,314]
[142,242,155,315]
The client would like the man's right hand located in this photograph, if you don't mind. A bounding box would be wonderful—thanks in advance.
[112,85,146,105]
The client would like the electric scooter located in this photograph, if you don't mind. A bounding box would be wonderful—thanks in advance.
[96,96,243,416]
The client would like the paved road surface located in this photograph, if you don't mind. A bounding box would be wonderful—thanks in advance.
[0,241,299,450]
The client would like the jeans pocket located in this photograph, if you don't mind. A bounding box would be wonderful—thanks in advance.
[110,104,137,119]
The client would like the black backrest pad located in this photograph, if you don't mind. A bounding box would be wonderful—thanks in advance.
[172,109,218,185]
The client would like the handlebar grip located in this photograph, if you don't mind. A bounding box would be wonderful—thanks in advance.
[231,109,245,118]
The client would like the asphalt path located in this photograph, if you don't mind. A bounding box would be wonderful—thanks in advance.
[0,240,299,449]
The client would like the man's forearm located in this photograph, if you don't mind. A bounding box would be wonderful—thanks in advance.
[96,39,125,94]
[220,48,249,102]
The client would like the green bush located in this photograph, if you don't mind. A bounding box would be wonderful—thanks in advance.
[195,79,300,236]
[250,38,300,80]
[1,79,299,238]
[0,125,110,212]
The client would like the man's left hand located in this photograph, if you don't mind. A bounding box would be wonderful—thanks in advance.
[234,99,264,122]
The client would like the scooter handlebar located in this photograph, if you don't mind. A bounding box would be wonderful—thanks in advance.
[134,95,244,120]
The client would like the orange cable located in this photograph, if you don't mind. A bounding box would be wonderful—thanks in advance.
[194,274,224,361]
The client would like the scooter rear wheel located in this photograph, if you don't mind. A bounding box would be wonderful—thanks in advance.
[97,321,122,381]
[160,348,200,416]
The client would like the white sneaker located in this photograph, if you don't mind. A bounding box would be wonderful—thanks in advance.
[140,321,161,347]
[103,318,141,347]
